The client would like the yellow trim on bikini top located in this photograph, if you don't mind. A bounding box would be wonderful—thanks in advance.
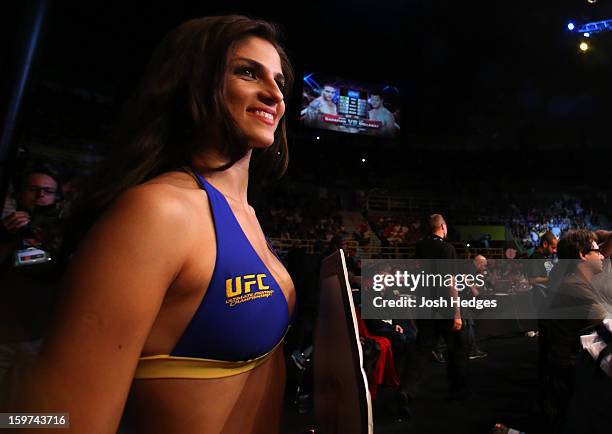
[134,332,287,380]
[134,352,271,380]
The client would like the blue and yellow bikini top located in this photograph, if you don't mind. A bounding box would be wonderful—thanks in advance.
[135,169,290,379]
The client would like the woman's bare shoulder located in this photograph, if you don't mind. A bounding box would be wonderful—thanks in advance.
[106,171,207,225]
[142,170,203,193]
[72,171,211,267]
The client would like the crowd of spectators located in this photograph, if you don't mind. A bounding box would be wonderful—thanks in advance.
[366,192,607,253]
[456,194,604,251]
[260,186,610,264]
[258,181,371,248]
[368,214,421,247]
[263,204,347,242]
[507,196,600,248]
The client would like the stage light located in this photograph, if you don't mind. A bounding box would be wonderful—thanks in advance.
[316,136,320,140]
[584,32,590,37]
[361,158,366,163]
[588,0,597,4]
[580,41,589,51]
[573,19,612,35]
[466,243,471,247]
[568,22,575,31]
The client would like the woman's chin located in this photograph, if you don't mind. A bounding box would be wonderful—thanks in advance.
[248,138,276,149]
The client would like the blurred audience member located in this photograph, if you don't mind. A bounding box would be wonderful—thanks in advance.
[0,163,66,405]
[542,229,608,433]
[527,231,557,289]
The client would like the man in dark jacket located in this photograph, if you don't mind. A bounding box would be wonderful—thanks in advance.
[397,214,467,418]
[543,229,608,433]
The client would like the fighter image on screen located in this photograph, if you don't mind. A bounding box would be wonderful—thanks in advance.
[311,85,338,115]
[368,92,399,137]
[303,85,338,129]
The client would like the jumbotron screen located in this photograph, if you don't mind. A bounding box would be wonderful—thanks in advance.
[300,72,400,138]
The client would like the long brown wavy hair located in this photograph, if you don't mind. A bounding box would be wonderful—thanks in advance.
[64,15,294,255]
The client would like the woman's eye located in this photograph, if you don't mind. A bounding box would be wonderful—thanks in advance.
[237,66,256,79]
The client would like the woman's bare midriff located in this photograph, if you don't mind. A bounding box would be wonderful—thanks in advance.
[124,347,286,434]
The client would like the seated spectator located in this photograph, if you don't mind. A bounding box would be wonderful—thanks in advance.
[542,229,608,432]
[362,318,410,361]
[563,319,612,434]
[356,311,400,399]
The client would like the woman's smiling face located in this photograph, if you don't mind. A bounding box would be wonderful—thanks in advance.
[224,36,286,148]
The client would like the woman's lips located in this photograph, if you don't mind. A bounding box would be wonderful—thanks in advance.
[247,109,275,125]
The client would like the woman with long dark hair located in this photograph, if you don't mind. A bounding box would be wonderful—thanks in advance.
[15,15,295,434]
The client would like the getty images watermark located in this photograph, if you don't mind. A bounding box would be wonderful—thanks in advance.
[360,259,612,320]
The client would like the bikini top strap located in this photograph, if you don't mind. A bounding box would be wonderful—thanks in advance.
[183,166,205,189]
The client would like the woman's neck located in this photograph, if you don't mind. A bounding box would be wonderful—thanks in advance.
[192,149,252,206]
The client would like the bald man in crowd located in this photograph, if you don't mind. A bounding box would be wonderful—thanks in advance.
[397,214,467,419]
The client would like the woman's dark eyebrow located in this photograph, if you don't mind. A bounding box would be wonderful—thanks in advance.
[233,57,285,84]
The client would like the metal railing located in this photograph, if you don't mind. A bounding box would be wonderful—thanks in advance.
[365,195,451,212]
[268,238,505,260]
